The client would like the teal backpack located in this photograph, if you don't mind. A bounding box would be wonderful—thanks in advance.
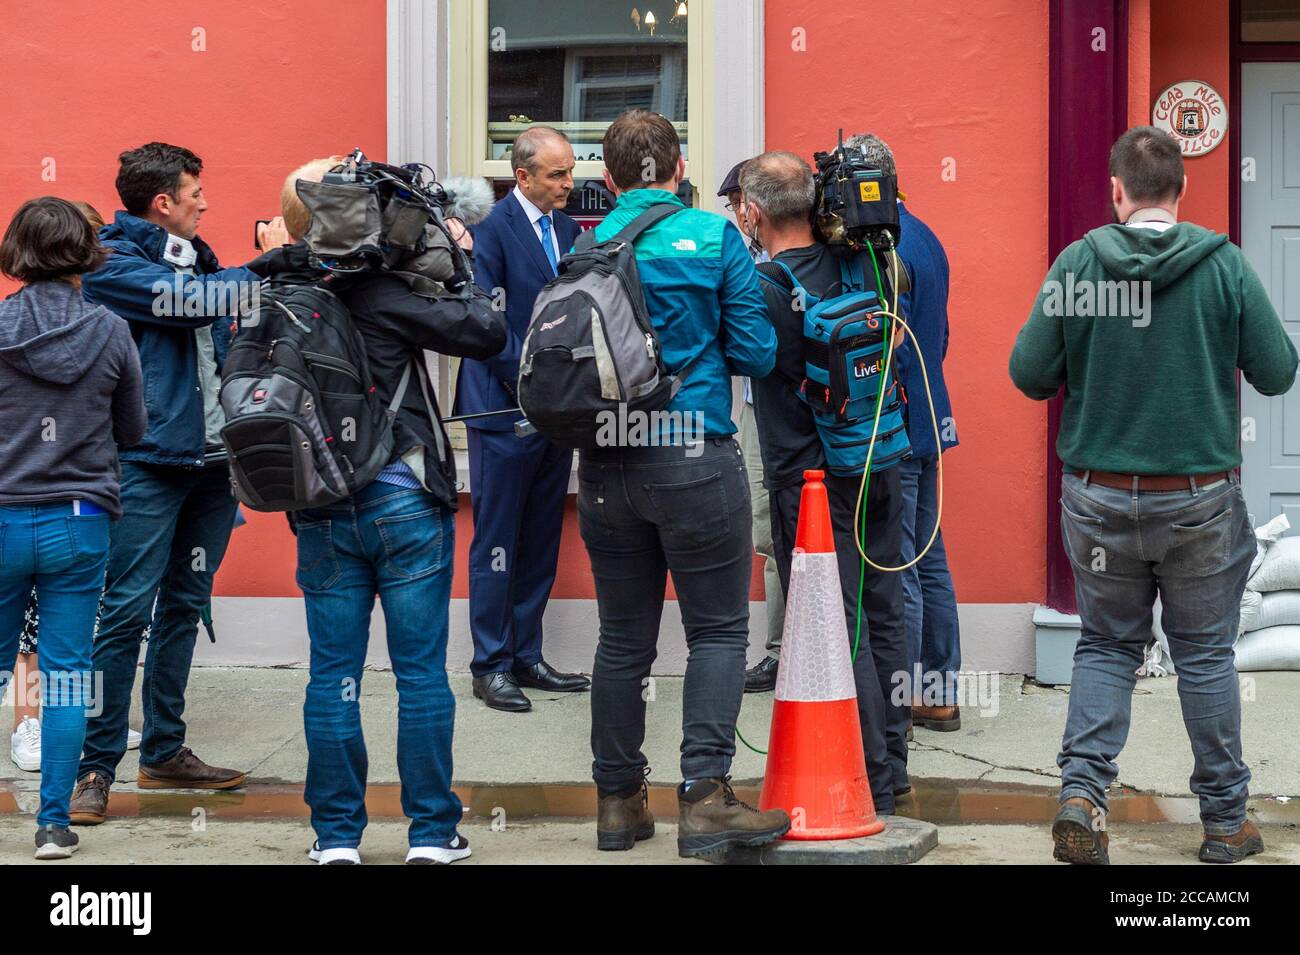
[757,253,911,476]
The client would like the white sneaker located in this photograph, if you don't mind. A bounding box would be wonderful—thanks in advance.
[10,716,40,772]
[406,833,471,865]
[309,840,361,865]
[126,728,141,750]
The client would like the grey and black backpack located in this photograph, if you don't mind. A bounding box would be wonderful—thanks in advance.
[517,204,694,448]
[218,274,410,511]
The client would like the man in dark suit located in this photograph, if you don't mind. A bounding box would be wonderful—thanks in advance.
[454,126,590,712]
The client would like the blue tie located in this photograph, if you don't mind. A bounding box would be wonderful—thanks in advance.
[538,214,558,275]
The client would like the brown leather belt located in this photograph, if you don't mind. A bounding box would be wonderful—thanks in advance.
[1072,470,1230,492]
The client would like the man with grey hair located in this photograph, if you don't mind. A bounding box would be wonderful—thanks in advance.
[453,126,590,712]
[743,150,912,813]
[847,132,963,736]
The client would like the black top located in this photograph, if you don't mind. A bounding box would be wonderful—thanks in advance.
[749,243,849,491]
[259,243,506,510]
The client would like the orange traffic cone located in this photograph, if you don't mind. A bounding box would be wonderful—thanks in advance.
[759,469,884,840]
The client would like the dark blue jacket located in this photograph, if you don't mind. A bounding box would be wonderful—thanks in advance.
[895,203,957,457]
[454,191,581,431]
[82,212,258,466]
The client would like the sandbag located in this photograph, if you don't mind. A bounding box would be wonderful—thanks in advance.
[1246,591,1300,632]
[1239,588,1263,633]
[1247,536,1300,593]
[1234,625,1300,671]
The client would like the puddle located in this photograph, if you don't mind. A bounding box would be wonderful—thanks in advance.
[2,778,1295,825]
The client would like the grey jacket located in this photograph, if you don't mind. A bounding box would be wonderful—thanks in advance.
[0,281,146,518]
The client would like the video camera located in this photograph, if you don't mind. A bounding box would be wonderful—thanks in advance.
[812,130,901,252]
[294,148,473,295]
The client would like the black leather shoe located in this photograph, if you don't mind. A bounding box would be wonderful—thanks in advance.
[744,656,779,693]
[473,672,532,712]
[512,659,591,693]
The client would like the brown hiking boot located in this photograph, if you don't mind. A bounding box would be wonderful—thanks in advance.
[596,777,655,851]
[137,746,247,790]
[69,772,111,825]
[1052,796,1110,865]
[913,704,961,731]
[1199,819,1264,864]
[677,777,790,858]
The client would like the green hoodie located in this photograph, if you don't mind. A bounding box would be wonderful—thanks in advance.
[1009,222,1297,474]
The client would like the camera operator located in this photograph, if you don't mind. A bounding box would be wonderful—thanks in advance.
[261,158,505,865]
[743,150,912,814]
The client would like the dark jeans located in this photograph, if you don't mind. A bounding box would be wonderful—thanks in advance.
[1057,472,1255,834]
[295,482,461,849]
[79,462,237,781]
[0,503,110,827]
[578,438,752,792]
[770,467,909,811]
[898,454,961,705]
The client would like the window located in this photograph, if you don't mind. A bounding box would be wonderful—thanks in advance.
[1241,0,1300,42]
[450,0,708,195]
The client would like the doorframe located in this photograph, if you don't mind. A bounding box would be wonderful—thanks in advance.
[1229,0,1300,245]
[1228,0,1300,520]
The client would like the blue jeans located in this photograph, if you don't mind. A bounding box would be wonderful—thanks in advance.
[0,503,110,827]
[295,482,462,850]
[898,454,961,705]
[1057,472,1255,835]
[79,462,237,781]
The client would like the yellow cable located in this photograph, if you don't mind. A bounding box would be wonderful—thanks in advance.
[851,246,945,572]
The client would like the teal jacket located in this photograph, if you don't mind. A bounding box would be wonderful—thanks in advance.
[593,188,775,438]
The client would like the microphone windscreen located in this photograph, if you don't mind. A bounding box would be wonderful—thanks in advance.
[441,176,495,225]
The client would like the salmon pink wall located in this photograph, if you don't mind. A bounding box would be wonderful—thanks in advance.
[763,0,1052,603]
[1149,0,1231,233]
[0,0,387,598]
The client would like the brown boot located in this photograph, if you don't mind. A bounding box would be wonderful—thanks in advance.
[69,772,111,826]
[596,777,655,851]
[677,777,790,858]
[1052,796,1110,865]
[137,746,247,790]
[913,704,961,731]
[1199,819,1264,864]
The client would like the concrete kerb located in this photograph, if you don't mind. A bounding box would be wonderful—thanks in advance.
[716,815,939,865]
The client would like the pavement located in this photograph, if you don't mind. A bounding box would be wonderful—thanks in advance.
[2,668,1298,865]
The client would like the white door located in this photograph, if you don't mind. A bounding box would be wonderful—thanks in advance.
[1241,63,1300,527]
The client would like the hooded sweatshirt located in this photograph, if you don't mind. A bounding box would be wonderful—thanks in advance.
[0,280,146,517]
[1010,222,1297,474]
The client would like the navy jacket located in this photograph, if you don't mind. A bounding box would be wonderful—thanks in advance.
[82,212,259,467]
[894,203,957,458]
[454,191,581,431]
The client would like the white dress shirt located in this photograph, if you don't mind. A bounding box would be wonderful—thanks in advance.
[512,185,561,261]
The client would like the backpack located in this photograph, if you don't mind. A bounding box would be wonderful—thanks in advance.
[517,203,692,449]
[218,275,412,511]
[757,252,911,476]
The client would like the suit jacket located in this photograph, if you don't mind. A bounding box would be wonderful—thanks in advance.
[454,191,582,430]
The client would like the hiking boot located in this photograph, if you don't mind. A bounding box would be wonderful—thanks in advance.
[69,772,111,825]
[34,824,79,860]
[913,704,961,731]
[1199,819,1264,864]
[597,776,655,851]
[1052,796,1109,865]
[137,746,246,790]
[677,777,790,858]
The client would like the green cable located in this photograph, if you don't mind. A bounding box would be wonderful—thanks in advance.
[852,245,892,662]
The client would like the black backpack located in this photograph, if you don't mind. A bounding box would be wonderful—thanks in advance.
[219,276,410,511]
[517,203,691,448]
